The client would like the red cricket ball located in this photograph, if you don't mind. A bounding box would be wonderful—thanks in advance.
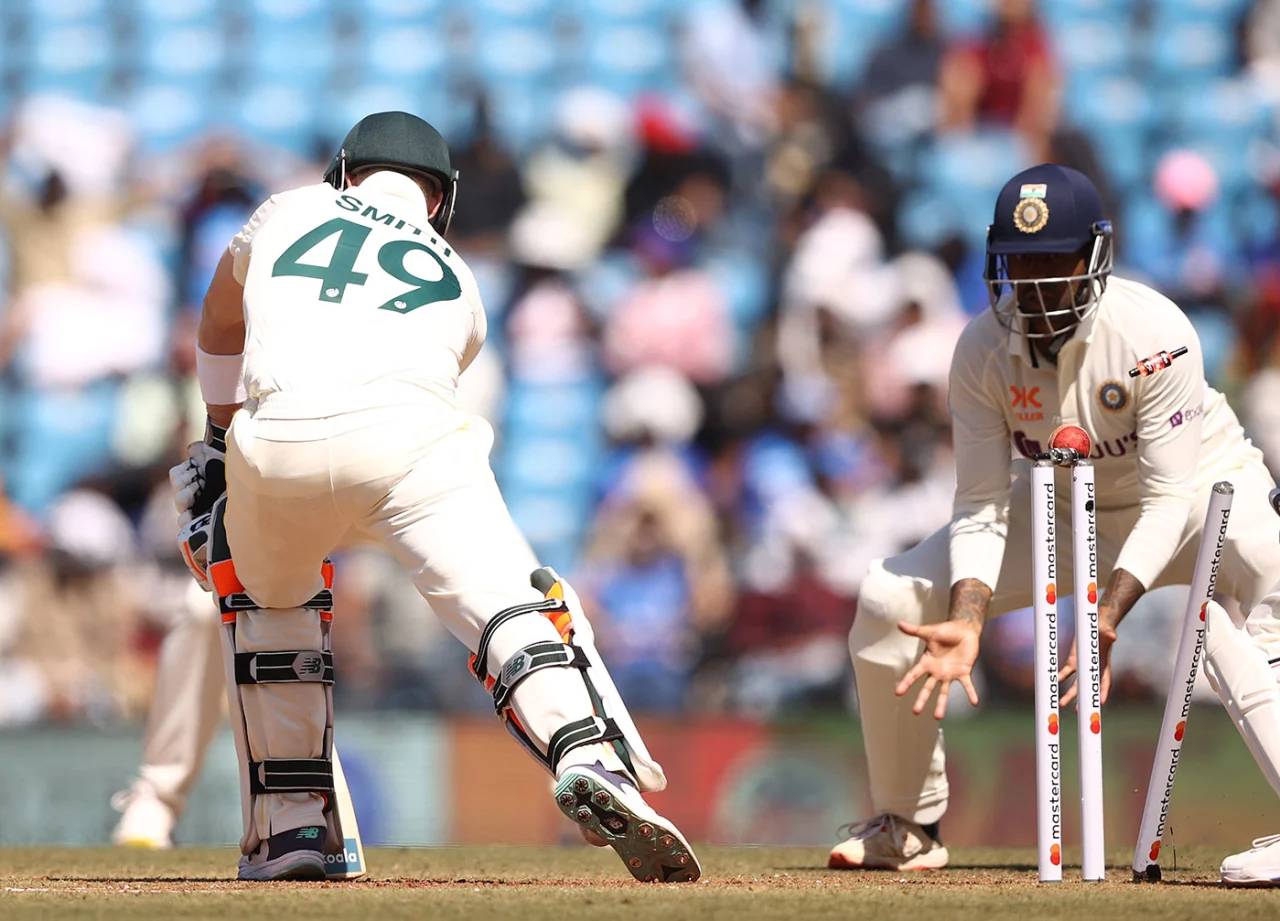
[1048,423,1092,457]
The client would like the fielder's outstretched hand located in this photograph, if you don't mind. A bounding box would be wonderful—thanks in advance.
[895,621,982,720]
[1058,626,1117,707]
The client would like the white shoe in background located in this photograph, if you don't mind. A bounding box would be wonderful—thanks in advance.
[1222,834,1280,886]
[110,780,176,849]
[828,814,949,870]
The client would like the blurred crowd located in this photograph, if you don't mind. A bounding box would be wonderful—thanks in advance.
[0,0,1277,726]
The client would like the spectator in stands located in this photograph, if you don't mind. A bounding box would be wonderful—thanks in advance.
[447,101,527,256]
[681,0,779,149]
[938,0,1058,140]
[603,221,735,384]
[517,87,634,267]
[857,0,945,152]
[578,451,733,712]
[0,489,148,726]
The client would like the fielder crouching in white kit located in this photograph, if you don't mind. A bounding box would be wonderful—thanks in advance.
[829,163,1280,884]
[171,111,700,882]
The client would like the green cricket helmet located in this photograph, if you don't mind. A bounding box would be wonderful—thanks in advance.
[323,111,458,236]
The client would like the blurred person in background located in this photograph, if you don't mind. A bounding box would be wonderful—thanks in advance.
[578,446,732,713]
[604,222,735,385]
[777,168,902,426]
[681,0,779,151]
[445,100,526,257]
[856,0,946,158]
[518,87,635,267]
[938,0,1058,141]
[1,489,148,727]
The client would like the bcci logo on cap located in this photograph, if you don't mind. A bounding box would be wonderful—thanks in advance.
[1014,196,1050,234]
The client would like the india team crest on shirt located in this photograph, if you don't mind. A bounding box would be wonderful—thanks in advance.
[1014,196,1050,234]
[1098,380,1128,412]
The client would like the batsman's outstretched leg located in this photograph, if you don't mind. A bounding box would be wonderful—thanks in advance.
[467,567,700,883]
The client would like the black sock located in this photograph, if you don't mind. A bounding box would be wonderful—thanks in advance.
[920,821,941,844]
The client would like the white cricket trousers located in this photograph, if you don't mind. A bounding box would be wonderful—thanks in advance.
[137,579,224,815]
[852,457,1280,825]
[222,393,600,837]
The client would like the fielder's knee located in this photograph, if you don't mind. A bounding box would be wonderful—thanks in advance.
[850,557,928,655]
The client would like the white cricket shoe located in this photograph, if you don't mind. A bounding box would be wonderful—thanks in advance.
[237,826,327,881]
[828,814,949,870]
[110,780,175,849]
[555,762,700,883]
[1221,834,1280,886]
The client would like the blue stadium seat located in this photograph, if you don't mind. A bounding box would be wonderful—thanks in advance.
[805,4,889,87]
[705,251,770,330]
[26,22,112,101]
[1065,77,1155,191]
[362,0,448,22]
[1050,18,1130,76]
[357,25,448,84]
[26,0,109,27]
[476,25,556,85]
[246,0,330,26]
[504,382,602,436]
[922,130,1032,249]
[496,435,599,490]
[139,26,227,88]
[896,189,965,252]
[232,83,315,154]
[935,0,991,38]
[246,27,337,85]
[582,23,674,98]
[1146,0,1252,23]
[1166,78,1268,146]
[1039,0,1133,26]
[503,490,594,546]
[318,83,421,144]
[135,0,220,29]
[8,382,119,515]
[563,0,677,27]
[125,83,211,151]
[1148,20,1233,79]
[485,81,556,155]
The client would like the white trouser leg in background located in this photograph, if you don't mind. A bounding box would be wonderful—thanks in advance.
[137,578,225,816]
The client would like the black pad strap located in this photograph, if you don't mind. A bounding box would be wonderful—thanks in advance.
[235,651,334,685]
[248,758,334,795]
[220,589,332,617]
[472,598,565,681]
[547,716,625,771]
[491,641,588,713]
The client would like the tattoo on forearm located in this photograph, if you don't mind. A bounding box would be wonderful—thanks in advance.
[1099,567,1145,630]
[949,578,993,631]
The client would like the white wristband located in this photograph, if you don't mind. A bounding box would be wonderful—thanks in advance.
[195,346,248,404]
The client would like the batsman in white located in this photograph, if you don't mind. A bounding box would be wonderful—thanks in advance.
[830,163,1280,884]
[169,111,700,883]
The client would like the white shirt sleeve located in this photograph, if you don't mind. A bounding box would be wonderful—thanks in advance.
[948,327,1014,590]
[1113,324,1205,589]
[228,194,286,285]
[456,259,487,374]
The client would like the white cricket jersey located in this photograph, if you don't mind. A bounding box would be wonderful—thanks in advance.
[948,275,1262,592]
[229,178,486,416]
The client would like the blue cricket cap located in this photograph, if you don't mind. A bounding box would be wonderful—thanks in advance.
[988,163,1106,255]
